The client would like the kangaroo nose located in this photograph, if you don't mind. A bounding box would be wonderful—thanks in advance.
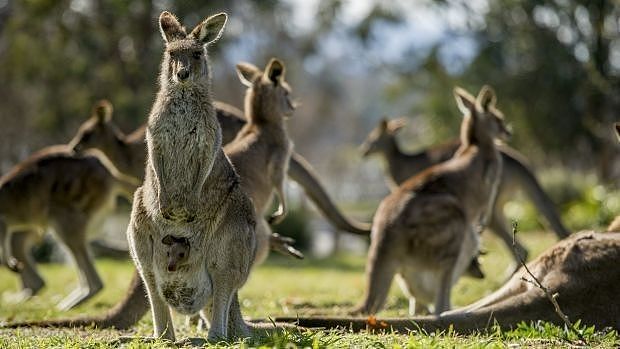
[177,69,189,81]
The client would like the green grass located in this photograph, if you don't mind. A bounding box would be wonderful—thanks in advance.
[0,230,618,348]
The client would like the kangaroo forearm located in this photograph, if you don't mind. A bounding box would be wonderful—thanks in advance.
[288,153,371,235]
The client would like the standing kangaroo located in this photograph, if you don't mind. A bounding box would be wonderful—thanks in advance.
[271,230,620,333]
[126,11,283,341]
[0,142,137,310]
[353,86,510,316]
[360,118,570,263]
[224,58,298,263]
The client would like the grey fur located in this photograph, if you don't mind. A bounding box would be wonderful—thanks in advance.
[127,11,256,341]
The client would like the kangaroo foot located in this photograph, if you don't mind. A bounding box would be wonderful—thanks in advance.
[57,284,102,310]
[3,288,39,304]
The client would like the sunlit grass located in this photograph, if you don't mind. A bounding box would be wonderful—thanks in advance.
[0,230,617,347]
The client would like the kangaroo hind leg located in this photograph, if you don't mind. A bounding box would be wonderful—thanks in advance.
[53,216,103,310]
[351,236,399,315]
[8,230,46,301]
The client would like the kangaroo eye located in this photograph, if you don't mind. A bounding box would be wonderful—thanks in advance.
[179,253,185,258]
[193,51,202,59]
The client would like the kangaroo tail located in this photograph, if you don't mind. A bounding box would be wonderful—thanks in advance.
[3,271,148,330]
[89,239,130,260]
[501,147,571,238]
[266,293,559,334]
[288,153,371,235]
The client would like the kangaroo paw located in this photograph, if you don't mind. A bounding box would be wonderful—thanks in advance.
[6,257,24,273]
[268,213,285,225]
[270,233,304,259]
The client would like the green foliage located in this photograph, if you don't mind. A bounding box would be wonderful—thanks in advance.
[504,168,620,231]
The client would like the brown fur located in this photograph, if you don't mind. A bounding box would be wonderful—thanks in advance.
[0,145,137,309]
[271,231,620,333]
[351,86,509,316]
[223,58,296,264]
[360,118,571,264]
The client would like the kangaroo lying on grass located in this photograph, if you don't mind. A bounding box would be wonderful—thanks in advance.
[0,143,137,310]
[270,230,620,333]
[351,86,509,316]
[360,117,570,264]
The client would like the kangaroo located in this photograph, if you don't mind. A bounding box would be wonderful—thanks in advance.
[351,86,509,316]
[0,143,137,310]
[161,235,190,272]
[360,117,571,264]
[270,230,620,333]
[222,58,297,263]
[125,11,293,342]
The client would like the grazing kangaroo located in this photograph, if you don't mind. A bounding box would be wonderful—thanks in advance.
[271,230,620,333]
[360,117,570,263]
[0,144,137,310]
[352,86,510,316]
[223,58,297,263]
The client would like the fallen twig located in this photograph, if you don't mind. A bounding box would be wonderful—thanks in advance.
[511,221,585,342]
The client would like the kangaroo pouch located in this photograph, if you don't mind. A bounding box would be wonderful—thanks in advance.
[153,245,213,315]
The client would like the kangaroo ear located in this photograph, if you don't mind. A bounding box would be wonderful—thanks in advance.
[161,235,174,245]
[191,12,227,45]
[93,100,113,123]
[387,118,407,133]
[379,117,389,131]
[454,87,476,116]
[236,62,261,87]
[159,11,185,43]
[264,58,285,85]
[476,85,497,111]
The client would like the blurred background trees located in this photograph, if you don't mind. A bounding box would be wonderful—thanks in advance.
[0,0,619,241]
